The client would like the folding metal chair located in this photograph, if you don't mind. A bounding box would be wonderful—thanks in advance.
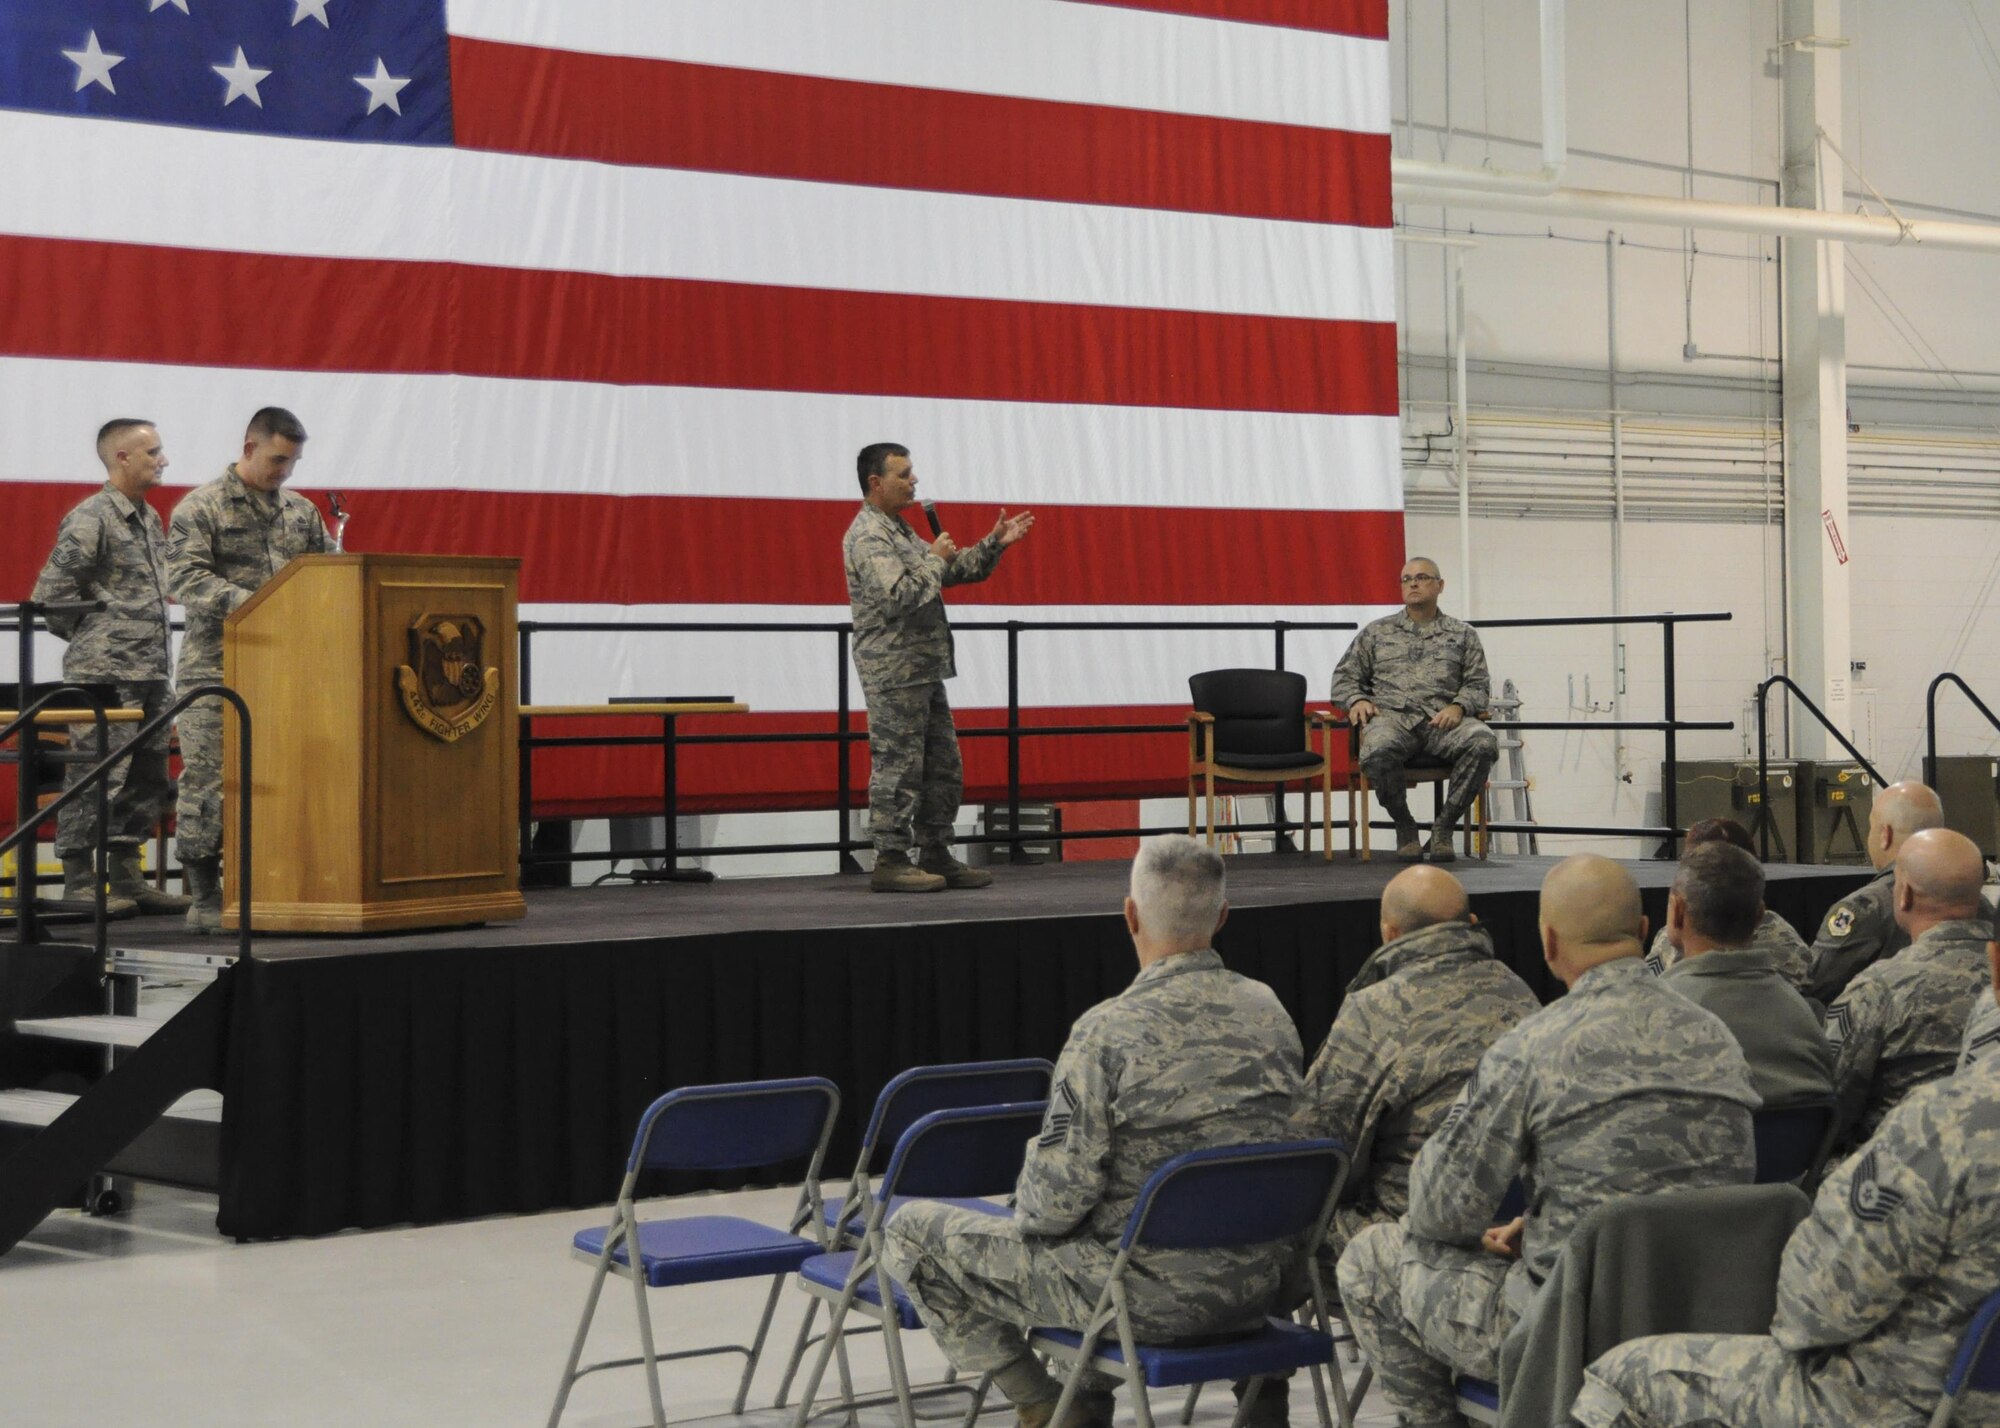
[1931,1288,2000,1427]
[1456,1374,1501,1425]
[821,1058,1053,1247]
[546,1076,839,1428]
[1752,1097,1839,1187]
[786,1101,1049,1428]
[1026,1140,1350,1428]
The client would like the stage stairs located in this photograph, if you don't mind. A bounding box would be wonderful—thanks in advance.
[0,941,233,1253]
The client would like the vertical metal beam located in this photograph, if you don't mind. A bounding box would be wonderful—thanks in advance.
[1780,0,1853,760]
[1452,247,1472,614]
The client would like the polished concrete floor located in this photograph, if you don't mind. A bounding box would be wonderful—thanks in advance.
[1,1181,1401,1428]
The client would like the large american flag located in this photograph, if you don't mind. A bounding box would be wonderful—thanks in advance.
[0,0,1399,817]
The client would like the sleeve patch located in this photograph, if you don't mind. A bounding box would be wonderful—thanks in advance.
[1826,905,1858,940]
[1824,1001,1854,1049]
[1038,1077,1078,1148]
[1964,1028,2000,1067]
[49,533,87,569]
[1848,1151,1905,1224]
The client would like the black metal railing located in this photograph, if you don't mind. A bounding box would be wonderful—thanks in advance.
[1,684,113,951]
[518,611,1736,873]
[1754,674,1887,863]
[1924,673,2000,783]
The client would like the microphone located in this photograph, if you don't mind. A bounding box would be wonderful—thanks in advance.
[919,499,944,539]
[327,491,350,553]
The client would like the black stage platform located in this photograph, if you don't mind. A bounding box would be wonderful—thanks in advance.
[150,854,1870,1240]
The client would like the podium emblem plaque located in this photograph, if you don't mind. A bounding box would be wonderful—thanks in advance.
[397,613,500,742]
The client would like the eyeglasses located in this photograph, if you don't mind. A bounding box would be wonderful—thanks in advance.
[1399,574,1440,585]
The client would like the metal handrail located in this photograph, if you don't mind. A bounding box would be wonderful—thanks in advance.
[0,684,113,954]
[517,610,1736,871]
[1924,673,2000,781]
[1754,674,1887,862]
[0,685,253,961]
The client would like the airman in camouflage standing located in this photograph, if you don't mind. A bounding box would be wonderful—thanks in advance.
[882,836,1303,1428]
[1574,979,2000,1428]
[1336,856,1758,1428]
[167,408,326,931]
[1825,828,1993,1146]
[1801,780,1994,1004]
[29,419,190,918]
[1330,558,1495,864]
[844,443,1033,893]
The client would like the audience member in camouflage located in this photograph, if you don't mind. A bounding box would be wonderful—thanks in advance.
[1658,843,1834,1108]
[167,409,325,930]
[29,420,187,915]
[843,443,1032,892]
[1963,949,2000,1070]
[1296,865,1539,1260]
[1802,781,1995,1003]
[1573,1035,2000,1428]
[1644,906,1810,983]
[1329,558,1495,862]
[1826,829,1993,1144]
[882,837,1302,1428]
[1336,856,1758,1428]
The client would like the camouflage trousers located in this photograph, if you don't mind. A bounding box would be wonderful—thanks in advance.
[1571,1333,1838,1428]
[173,674,228,860]
[864,681,963,855]
[1336,1221,1522,1426]
[1358,712,1498,831]
[53,679,174,858]
[882,1204,1119,1395]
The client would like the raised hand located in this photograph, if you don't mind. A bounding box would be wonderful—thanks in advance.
[991,508,1036,547]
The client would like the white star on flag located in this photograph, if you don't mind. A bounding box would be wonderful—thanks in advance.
[149,0,191,12]
[213,46,272,108]
[353,57,411,116]
[291,0,332,28]
[62,31,124,94]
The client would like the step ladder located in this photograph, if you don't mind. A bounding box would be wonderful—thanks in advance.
[1485,681,1539,856]
[0,944,231,1248]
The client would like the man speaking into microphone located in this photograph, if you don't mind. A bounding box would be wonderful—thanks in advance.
[845,443,1034,893]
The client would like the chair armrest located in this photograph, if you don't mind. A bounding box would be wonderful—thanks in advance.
[1308,710,1351,729]
[1186,711,1216,725]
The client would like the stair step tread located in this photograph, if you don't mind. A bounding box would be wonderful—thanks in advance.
[0,1088,215,1129]
[14,1015,159,1049]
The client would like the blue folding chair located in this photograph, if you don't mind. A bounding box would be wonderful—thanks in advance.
[786,1101,1049,1428]
[1753,1098,1838,1187]
[1456,1374,1501,1424]
[546,1076,840,1428]
[821,1058,1053,1246]
[1931,1288,2000,1427]
[1026,1140,1350,1428]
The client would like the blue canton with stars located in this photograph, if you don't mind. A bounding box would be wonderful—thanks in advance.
[0,0,451,144]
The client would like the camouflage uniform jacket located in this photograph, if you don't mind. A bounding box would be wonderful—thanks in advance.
[1769,1056,2000,1426]
[30,484,172,681]
[167,467,327,679]
[843,503,1003,693]
[1295,920,1538,1222]
[1329,610,1490,717]
[1016,948,1302,1302]
[1645,907,1811,988]
[1804,865,1996,1005]
[1660,945,1836,1109]
[1962,990,2000,1072]
[1827,917,1992,1142]
[1405,956,1758,1289]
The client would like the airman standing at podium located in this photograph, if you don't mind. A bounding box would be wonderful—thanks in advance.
[844,442,1033,893]
[166,407,327,932]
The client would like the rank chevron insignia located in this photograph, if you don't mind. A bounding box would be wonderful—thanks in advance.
[1825,1002,1854,1048]
[1848,1151,1905,1223]
[1038,1078,1078,1148]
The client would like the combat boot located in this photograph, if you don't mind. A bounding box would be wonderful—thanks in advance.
[1015,1390,1113,1428]
[1427,821,1458,863]
[183,856,225,934]
[109,846,192,914]
[918,846,993,889]
[870,850,946,893]
[59,854,138,920]
[1393,819,1424,862]
[1233,1375,1291,1428]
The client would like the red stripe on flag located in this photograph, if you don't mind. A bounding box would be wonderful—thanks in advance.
[0,236,1399,417]
[449,38,1393,229]
[530,703,1359,816]
[1064,0,1390,39]
[0,483,1405,608]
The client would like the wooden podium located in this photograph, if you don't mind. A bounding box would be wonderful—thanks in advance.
[221,554,528,933]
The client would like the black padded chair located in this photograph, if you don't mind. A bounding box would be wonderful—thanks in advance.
[1186,670,1341,860]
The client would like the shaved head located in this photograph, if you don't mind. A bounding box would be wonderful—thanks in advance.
[1869,781,1945,870]
[1894,827,1987,924]
[1540,854,1647,985]
[1381,864,1471,942]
